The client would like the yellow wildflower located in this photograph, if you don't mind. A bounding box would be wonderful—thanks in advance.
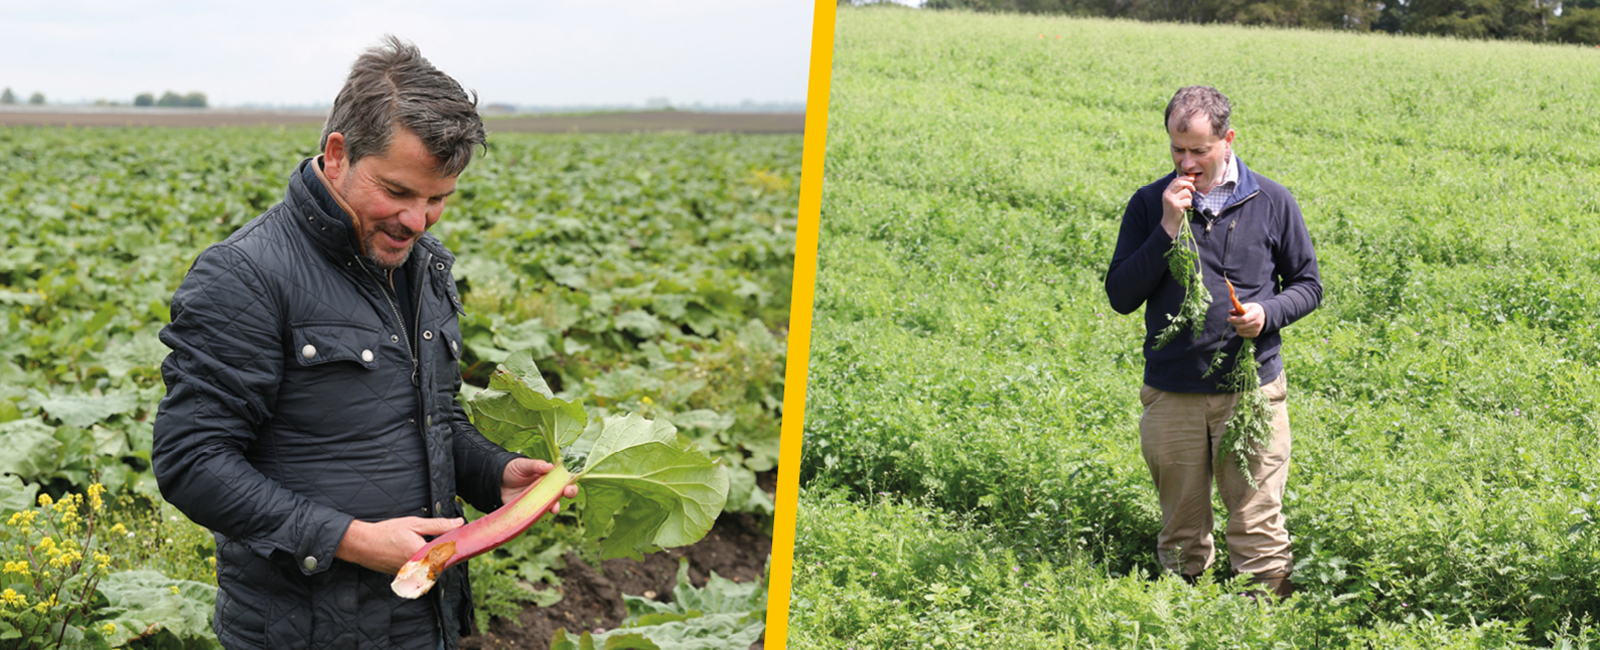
[8,510,38,532]
[37,493,52,508]
[3,561,28,577]
[49,549,82,569]
[168,585,180,595]
[100,622,116,635]
[96,553,111,569]
[109,523,127,536]
[87,483,105,510]
[1,588,25,608]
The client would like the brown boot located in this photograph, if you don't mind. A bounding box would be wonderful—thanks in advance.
[1246,573,1294,601]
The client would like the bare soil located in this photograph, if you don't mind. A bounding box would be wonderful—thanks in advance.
[460,511,772,650]
[0,108,803,134]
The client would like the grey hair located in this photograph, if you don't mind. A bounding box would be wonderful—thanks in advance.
[320,35,487,178]
[1164,86,1231,139]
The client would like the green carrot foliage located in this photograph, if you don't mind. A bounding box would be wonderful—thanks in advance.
[1211,339,1274,490]
[1153,210,1210,350]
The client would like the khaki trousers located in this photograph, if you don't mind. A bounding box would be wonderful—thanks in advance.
[1138,372,1292,578]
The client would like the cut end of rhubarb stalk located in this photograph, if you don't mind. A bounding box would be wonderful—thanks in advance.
[390,541,456,599]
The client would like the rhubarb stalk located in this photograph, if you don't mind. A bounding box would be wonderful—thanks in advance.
[391,464,575,599]
[388,350,729,599]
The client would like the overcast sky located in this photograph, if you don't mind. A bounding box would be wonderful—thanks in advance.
[0,0,816,108]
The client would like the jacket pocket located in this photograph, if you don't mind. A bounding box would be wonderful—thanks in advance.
[290,322,383,370]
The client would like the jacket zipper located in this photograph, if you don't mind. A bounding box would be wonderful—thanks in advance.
[415,254,428,375]
[1214,189,1259,267]
[1223,220,1236,268]
[356,256,420,387]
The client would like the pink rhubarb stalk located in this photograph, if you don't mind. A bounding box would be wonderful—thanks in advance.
[391,464,575,598]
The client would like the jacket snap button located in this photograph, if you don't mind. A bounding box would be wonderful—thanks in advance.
[391,334,400,343]
[301,345,316,359]
[435,262,445,271]
[302,556,317,571]
[450,340,458,353]
[423,330,433,340]
[361,349,374,363]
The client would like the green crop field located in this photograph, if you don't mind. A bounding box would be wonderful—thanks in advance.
[791,6,1600,648]
[0,125,797,647]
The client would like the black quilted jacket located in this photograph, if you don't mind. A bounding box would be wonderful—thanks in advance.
[153,157,519,650]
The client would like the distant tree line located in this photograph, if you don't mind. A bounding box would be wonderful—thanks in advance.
[872,0,1600,44]
[0,88,47,105]
[0,88,209,108]
[135,91,208,108]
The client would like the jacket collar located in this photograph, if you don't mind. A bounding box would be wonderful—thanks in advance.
[284,156,455,273]
[1229,156,1261,207]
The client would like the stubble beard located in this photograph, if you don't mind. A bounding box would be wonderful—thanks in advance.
[360,223,419,271]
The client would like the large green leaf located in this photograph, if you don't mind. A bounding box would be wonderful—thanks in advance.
[626,558,766,620]
[550,629,661,650]
[0,474,40,515]
[566,560,767,650]
[38,391,140,429]
[0,419,63,481]
[95,330,169,380]
[95,570,219,649]
[577,414,729,559]
[470,389,551,460]
[475,351,587,460]
[493,318,558,359]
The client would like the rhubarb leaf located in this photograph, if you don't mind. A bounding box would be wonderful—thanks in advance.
[483,349,588,460]
[576,414,729,559]
[563,560,767,650]
[467,356,729,564]
[550,629,661,650]
[470,390,549,459]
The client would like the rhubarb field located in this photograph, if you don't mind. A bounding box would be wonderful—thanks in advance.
[791,6,1600,648]
[0,125,796,648]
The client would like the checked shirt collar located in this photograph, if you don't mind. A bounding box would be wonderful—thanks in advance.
[1193,153,1239,217]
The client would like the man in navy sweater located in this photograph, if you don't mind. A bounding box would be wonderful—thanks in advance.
[1105,86,1322,599]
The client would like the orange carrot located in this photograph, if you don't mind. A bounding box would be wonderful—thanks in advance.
[1226,278,1245,316]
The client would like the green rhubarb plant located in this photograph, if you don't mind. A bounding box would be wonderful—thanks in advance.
[391,350,730,598]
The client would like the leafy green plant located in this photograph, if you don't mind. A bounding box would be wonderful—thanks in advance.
[0,477,216,649]
[1206,336,1274,490]
[0,479,116,648]
[1154,202,1209,350]
[392,350,730,598]
[550,558,766,650]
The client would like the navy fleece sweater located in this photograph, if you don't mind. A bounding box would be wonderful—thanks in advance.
[1105,158,1322,394]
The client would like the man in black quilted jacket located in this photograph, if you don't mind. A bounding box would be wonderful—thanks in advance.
[153,36,573,650]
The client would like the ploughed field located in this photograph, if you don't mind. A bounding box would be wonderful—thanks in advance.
[0,108,804,134]
[791,7,1600,649]
[0,125,794,648]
